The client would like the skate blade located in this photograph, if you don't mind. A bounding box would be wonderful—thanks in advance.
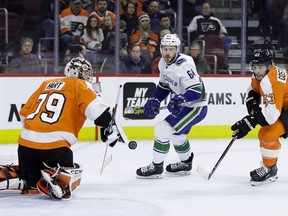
[136,174,163,179]
[251,175,278,186]
[165,170,191,176]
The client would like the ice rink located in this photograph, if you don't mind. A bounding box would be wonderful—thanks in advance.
[1,138,288,216]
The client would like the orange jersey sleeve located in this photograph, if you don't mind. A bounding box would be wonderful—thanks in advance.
[19,78,108,150]
[251,66,288,124]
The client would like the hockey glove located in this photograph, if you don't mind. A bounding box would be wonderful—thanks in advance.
[100,125,119,147]
[231,115,257,139]
[246,90,261,116]
[144,97,161,117]
[168,94,186,116]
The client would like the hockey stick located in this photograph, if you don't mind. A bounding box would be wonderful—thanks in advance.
[197,134,238,180]
[99,57,107,74]
[100,85,122,175]
[100,143,112,175]
[100,85,138,175]
[124,101,207,115]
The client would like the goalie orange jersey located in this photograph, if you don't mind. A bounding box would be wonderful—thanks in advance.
[18,77,108,150]
[250,65,288,124]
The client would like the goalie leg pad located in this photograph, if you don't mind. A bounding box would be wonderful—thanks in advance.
[37,163,83,200]
[0,165,26,191]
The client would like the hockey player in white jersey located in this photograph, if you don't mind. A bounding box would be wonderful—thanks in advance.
[136,33,208,178]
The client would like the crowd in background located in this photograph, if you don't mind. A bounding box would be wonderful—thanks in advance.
[0,0,287,74]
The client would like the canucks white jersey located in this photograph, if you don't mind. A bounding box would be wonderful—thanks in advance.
[158,53,207,104]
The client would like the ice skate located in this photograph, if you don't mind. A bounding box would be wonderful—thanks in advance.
[136,162,163,179]
[166,152,193,175]
[250,164,278,186]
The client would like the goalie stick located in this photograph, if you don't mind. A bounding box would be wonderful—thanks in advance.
[100,85,122,175]
[100,85,137,175]
[197,134,238,180]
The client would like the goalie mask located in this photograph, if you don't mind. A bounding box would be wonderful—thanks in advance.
[160,33,181,63]
[64,57,93,83]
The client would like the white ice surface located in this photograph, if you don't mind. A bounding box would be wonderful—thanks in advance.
[1,139,288,216]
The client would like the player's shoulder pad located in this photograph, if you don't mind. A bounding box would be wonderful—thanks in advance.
[275,66,287,83]
[266,66,287,84]
[174,53,192,66]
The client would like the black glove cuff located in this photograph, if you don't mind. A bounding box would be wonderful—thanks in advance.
[100,127,107,142]
[94,108,111,128]
[253,112,269,126]
[244,116,257,129]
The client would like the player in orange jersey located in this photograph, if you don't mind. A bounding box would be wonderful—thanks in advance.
[231,49,288,186]
[0,57,118,199]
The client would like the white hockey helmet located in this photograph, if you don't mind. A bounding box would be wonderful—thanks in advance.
[160,33,181,53]
[64,57,93,83]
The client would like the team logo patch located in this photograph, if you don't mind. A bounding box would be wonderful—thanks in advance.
[201,22,216,33]
[277,67,287,83]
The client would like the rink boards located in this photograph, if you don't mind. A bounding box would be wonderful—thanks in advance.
[0,75,259,143]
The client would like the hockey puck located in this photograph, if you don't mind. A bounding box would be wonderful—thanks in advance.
[128,141,137,150]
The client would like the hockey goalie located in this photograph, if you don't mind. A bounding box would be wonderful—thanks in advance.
[0,57,118,199]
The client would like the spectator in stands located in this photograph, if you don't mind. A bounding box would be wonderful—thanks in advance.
[101,15,115,54]
[90,0,116,28]
[39,0,55,51]
[101,15,129,64]
[81,0,94,13]
[130,12,159,65]
[142,0,171,14]
[81,15,104,64]
[59,0,89,57]
[187,1,232,67]
[120,1,139,38]
[159,13,175,34]
[120,44,151,74]
[93,0,116,13]
[61,0,93,13]
[135,0,145,15]
[63,43,87,64]
[279,4,288,56]
[7,37,42,74]
[271,0,288,39]
[147,0,162,34]
[151,29,171,74]
[189,41,211,74]
[59,0,70,13]
[119,20,129,57]
[170,0,206,26]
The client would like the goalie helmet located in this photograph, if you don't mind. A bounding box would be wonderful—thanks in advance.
[251,49,273,66]
[64,57,93,83]
[160,33,181,53]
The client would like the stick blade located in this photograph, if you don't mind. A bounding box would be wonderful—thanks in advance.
[196,165,209,181]
[100,144,113,175]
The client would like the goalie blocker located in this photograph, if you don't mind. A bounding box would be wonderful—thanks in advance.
[0,163,83,200]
